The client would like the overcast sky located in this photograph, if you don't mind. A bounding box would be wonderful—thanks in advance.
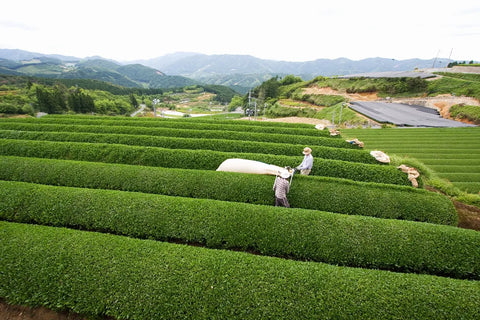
[1,0,479,62]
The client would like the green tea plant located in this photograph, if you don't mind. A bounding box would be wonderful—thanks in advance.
[0,139,410,185]
[0,156,453,223]
[2,221,480,320]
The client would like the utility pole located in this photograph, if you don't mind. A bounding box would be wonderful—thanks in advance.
[447,48,453,68]
[338,103,345,126]
[432,50,440,68]
[152,98,159,118]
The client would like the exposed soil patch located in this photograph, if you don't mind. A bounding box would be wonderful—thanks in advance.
[455,201,480,231]
[425,186,480,231]
[0,300,93,320]
[0,114,31,119]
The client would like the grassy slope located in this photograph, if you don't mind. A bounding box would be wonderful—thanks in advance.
[342,127,480,199]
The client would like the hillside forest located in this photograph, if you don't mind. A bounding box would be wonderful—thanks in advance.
[0,74,238,117]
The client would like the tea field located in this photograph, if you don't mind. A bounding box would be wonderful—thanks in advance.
[1,115,480,320]
[343,127,480,194]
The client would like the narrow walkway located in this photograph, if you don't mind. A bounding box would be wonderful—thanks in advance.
[130,104,146,117]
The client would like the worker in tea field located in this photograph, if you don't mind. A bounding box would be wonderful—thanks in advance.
[273,169,291,208]
[295,147,313,175]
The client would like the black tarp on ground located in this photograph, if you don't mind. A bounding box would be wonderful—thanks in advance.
[350,101,476,127]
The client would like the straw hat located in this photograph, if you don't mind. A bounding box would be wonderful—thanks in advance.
[303,147,312,155]
[279,170,291,179]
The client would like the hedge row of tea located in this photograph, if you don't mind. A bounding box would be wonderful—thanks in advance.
[343,127,480,193]
[1,116,475,319]
[0,139,411,185]
[0,116,331,137]
[0,121,355,148]
[0,156,454,224]
[0,181,473,279]
[43,114,317,128]
[0,129,378,164]
[2,222,480,320]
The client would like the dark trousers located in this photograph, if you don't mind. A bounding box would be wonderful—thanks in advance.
[275,197,290,208]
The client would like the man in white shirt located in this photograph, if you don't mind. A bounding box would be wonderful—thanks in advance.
[296,147,313,175]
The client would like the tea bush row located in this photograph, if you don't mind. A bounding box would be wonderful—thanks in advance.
[0,139,411,185]
[0,121,355,148]
[452,182,480,193]
[0,129,377,164]
[44,114,317,129]
[1,221,480,320]
[438,173,480,182]
[0,116,331,137]
[369,147,480,154]
[0,181,473,278]
[0,156,451,223]
[365,145,480,152]
[401,156,480,163]
[428,165,480,173]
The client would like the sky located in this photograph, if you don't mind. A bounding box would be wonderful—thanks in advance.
[1,0,479,62]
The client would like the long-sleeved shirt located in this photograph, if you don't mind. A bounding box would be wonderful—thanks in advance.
[273,177,290,199]
[297,154,313,170]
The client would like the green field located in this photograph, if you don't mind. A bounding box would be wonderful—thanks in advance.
[343,127,480,194]
[1,116,480,319]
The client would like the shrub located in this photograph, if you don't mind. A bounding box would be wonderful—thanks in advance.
[265,103,300,118]
[0,139,411,185]
[0,129,378,163]
[0,116,330,137]
[449,104,480,124]
[0,156,452,224]
[0,121,351,148]
[0,181,472,278]
[42,113,316,129]
[2,221,480,320]
[0,102,20,114]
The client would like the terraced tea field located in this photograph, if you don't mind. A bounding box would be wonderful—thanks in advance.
[1,116,480,319]
[343,127,480,194]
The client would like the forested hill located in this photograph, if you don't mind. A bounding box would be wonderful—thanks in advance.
[0,50,197,89]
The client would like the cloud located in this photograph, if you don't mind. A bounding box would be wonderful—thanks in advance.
[0,0,478,62]
[0,20,36,31]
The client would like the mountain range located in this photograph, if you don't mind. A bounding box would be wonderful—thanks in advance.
[133,52,450,77]
[0,49,198,89]
[0,48,452,93]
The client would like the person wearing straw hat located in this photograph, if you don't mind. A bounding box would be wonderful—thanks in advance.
[273,169,291,208]
[296,147,313,175]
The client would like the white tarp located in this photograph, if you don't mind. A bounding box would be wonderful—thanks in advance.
[370,150,390,163]
[216,158,285,176]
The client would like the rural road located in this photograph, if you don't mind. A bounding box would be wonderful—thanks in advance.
[130,104,146,117]
[349,101,476,127]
